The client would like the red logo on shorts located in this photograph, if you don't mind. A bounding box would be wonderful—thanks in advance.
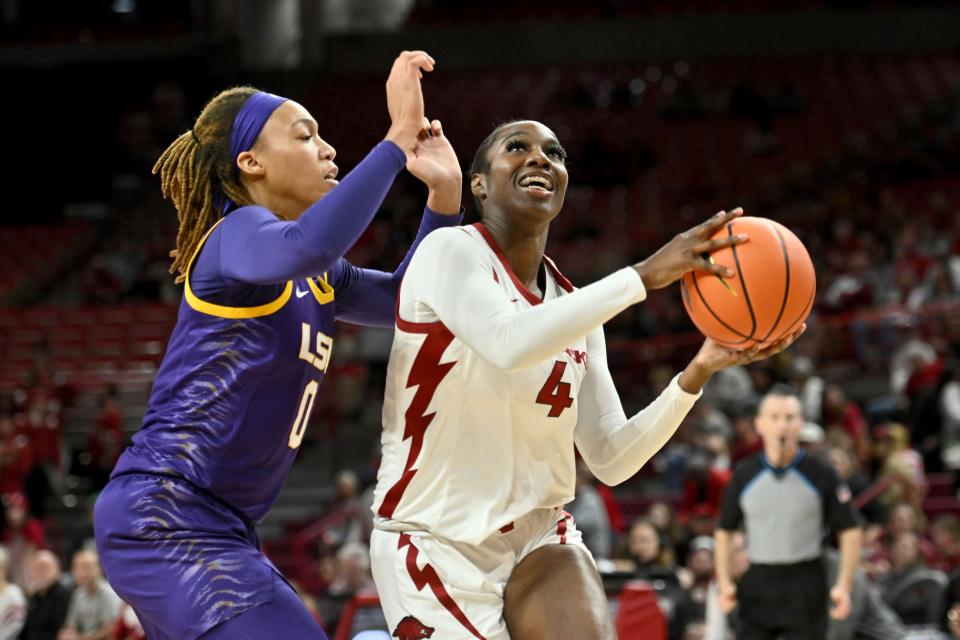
[393,615,435,639]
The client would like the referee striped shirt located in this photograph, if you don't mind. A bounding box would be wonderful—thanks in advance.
[718,449,859,564]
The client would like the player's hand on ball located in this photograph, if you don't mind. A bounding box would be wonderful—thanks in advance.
[829,585,852,620]
[633,208,747,290]
[693,324,806,374]
[717,580,738,614]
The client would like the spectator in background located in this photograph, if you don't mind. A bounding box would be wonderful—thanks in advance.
[2,493,45,588]
[646,501,684,552]
[874,423,927,513]
[327,542,375,599]
[627,519,680,585]
[827,445,887,526]
[798,421,827,457]
[878,531,946,627]
[943,572,960,638]
[324,470,366,547]
[0,415,31,496]
[790,356,825,424]
[729,410,762,464]
[568,461,612,560]
[626,519,687,639]
[931,514,960,575]
[678,504,718,567]
[0,545,26,640]
[824,547,906,640]
[882,503,936,565]
[938,362,960,471]
[822,384,871,467]
[949,601,960,639]
[676,536,715,634]
[21,550,72,640]
[57,550,120,640]
[702,366,756,417]
[705,532,748,640]
[889,324,937,402]
[322,542,376,633]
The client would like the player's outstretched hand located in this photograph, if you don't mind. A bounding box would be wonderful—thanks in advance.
[406,119,462,215]
[384,50,435,153]
[692,324,806,376]
[829,585,852,620]
[633,208,747,290]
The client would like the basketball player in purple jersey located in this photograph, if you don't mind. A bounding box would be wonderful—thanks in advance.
[93,51,462,639]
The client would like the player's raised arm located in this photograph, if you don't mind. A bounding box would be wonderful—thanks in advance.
[155,51,436,288]
[321,108,466,327]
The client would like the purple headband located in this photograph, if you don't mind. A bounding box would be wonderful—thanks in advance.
[222,91,287,214]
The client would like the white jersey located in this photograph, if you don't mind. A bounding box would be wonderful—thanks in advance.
[372,224,701,545]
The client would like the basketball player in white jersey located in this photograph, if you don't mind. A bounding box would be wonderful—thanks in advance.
[370,120,803,640]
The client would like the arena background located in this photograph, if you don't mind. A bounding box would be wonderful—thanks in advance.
[2,1,960,638]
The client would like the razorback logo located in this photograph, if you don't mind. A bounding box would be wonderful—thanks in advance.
[393,615,435,639]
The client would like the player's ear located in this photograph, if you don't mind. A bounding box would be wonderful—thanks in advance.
[470,173,486,202]
[237,151,265,177]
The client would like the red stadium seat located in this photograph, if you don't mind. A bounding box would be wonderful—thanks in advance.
[614,581,668,640]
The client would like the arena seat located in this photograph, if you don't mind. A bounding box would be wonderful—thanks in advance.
[614,580,668,640]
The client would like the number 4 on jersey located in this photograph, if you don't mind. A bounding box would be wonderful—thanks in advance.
[536,361,574,417]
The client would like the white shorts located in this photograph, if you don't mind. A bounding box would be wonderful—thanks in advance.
[370,507,590,640]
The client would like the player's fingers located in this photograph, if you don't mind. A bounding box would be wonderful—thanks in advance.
[700,207,743,236]
[695,256,735,278]
[431,119,443,136]
[750,331,801,362]
[691,234,748,255]
[403,50,435,66]
[405,51,435,73]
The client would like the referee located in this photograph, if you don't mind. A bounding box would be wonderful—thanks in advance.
[714,386,863,639]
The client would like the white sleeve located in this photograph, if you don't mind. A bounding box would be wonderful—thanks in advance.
[574,326,701,486]
[402,228,646,371]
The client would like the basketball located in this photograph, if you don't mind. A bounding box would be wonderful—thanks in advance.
[680,216,816,349]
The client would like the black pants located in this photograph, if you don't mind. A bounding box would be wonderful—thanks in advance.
[736,558,828,640]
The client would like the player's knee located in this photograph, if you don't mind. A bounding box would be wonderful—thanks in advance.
[504,545,613,640]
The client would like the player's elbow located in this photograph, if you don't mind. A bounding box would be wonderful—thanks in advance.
[585,461,637,487]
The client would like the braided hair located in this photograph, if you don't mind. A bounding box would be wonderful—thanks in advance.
[152,86,259,283]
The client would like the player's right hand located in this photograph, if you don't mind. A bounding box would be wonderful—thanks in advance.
[384,50,435,153]
[633,208,747,290]
[717,580,738,614]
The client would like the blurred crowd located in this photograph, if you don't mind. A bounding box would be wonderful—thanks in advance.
[2,31,960,640]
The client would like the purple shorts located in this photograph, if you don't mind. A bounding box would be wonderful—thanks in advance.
[94,473,320,639]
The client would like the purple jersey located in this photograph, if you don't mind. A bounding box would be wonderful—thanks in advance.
[112,219,338,522]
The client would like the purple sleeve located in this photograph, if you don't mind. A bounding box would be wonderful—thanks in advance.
[331,206,464,327]
[216,141,407,285]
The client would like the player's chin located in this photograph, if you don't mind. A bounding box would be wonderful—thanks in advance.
[513,195,563,220]
[310,181,338,202]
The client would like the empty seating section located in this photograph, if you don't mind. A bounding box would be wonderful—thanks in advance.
[0,304,177,389]
[0,221,90,300]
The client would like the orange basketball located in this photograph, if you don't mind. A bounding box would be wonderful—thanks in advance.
[680,216,816,349]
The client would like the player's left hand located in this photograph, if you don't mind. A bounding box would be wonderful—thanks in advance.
[829,584,852,620]
[406,119,462,214]
[693,324,806,375]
